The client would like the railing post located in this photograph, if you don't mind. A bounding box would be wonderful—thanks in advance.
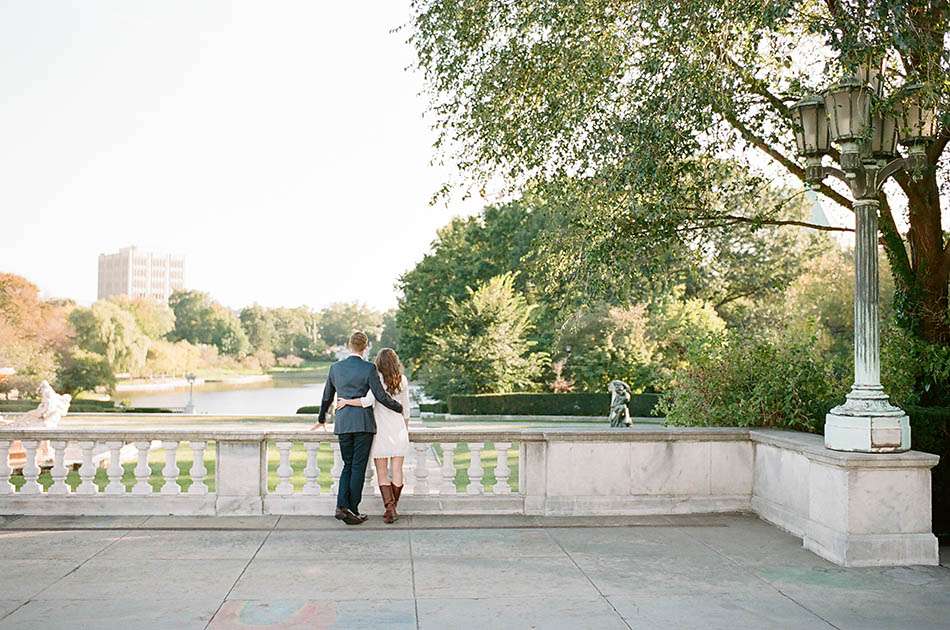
[413,443,430,495]
[104,441,125,494]
[188,441,209,495]
[302,442,321,495]
[160,440,181,495]
[48,440,70,495]
[76,441,97,494]
[493,442,511,495]
[20,440,41,495]
[466,442,484,495]
[440,443,457,495]
[330,442,342,494]
[275,441,294,496]
[132,441,152,494]
[215,438,265,515]
[521,440,546,515]
[0,441,11,495]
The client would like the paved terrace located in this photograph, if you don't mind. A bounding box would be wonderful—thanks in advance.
[0,513,946,630]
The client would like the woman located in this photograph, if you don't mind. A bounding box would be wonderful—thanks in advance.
[336,347,411,523]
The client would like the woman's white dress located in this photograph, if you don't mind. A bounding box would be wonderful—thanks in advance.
[362,374,411,459]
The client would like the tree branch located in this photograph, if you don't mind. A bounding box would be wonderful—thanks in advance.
[713,214,854,233]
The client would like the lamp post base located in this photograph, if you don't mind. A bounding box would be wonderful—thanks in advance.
[825,390,910,453]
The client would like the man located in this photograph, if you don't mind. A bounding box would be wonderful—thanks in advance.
[315,331,403,525]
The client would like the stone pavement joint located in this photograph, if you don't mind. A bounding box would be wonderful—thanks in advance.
[0,513,945,629]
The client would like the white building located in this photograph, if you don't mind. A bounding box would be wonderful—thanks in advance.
[97,246,185,302]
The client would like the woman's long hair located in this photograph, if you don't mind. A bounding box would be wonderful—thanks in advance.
[374,348,403,394]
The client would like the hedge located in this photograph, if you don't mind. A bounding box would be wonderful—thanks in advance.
[0,400,173,414]
[296,405,321,414]
[420,402,448,414]
[447,392,663,417]
[907,406,950,537]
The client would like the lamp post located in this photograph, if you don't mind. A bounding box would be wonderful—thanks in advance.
[791,67,937,453]
[184,373,197,414]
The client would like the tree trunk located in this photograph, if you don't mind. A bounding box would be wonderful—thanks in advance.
[905,173,950,346]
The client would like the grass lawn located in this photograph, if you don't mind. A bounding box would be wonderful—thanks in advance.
[268,361,332,380]
[8,441,519,494]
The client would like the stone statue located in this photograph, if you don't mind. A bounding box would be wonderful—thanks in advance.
[11,381,72,428]
[608,380,632,428]
[4,381,71,466]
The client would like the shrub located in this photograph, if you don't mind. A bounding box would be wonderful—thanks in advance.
[278,355,305,368]
[419,402,448,414]
[661,329,845,433]
[420,273,548,400]
[447,392,662,417]
[906,406,950,536]
[296,405,321,414]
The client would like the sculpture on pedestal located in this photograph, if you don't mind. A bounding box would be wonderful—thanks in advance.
[608,380,632,428]
[3,381,71,466]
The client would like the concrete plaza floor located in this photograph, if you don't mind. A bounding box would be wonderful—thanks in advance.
[0,513,945,630]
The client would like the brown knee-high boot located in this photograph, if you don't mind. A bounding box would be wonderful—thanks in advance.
[391,484,403,519]
[379,485,397,524]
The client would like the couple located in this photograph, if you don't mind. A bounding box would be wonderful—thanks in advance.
[312,331,411,525]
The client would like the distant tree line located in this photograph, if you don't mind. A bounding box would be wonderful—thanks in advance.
[0,275,392,398]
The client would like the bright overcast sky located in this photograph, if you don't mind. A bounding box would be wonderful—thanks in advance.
[0,2,484,311]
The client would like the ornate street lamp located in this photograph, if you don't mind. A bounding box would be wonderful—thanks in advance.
[791,68,938,453]
[184,372,197,414]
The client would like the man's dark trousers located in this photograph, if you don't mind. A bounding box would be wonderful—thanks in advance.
[337,432,374,514]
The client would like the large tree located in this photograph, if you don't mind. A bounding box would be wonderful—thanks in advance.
[168,290,250,358]
[409,0,950,347]
[420,273,548,399]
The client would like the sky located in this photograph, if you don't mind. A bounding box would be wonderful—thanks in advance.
[0,1,485,311]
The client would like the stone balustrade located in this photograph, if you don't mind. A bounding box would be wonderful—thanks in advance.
[0,417,939,567]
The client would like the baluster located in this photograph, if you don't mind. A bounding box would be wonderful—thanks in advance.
[76,441,97,494]
[48,440,69,495]
[302,442,320,495]
[188,441,208,495]
[493,442,512,495]
[364,457,376,495]
[20,440,41,494]
[440,443,457,495]
[413,443,429,495]
[0,441,11,494]
[132,441,152,494]
[275,441,293,495]
[466,442,484,495]
[105,441,125,494]
[330,442,342,494]
[160,440,180,495]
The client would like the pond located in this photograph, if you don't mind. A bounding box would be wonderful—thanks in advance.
[118,376,326,416]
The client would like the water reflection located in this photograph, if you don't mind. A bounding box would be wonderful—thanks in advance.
[119,377,326,415]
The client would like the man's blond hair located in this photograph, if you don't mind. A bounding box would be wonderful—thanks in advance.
[348,331,369,353]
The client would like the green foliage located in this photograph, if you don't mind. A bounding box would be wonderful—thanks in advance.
[661,328,846,433]
[240,305,277,354]
[375,309,400,357]
[396,200,544,372]
[556,294,725,393]
[447,392,662,417]
[318,302,383,348]
[410,0,950,353]
[107,296,175,339]
[70,301,150,374]
[420,273,548,400]
[168,290,250,358]
[295,405,321,414]
[882,326,950,407]
[905,406,950,535]
[270,307,326,359]
[55,348,115,397]
[419,401,448,413]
